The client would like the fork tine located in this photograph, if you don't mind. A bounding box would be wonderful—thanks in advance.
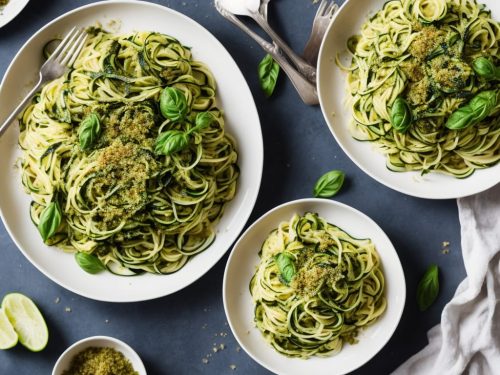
[325,2,338,18]
[61,32,88,67]
[316,0,328,17]
[46,27,78,63]
[57,29,86,66]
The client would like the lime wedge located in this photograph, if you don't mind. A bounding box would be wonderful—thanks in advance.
[0,308,18,349]
[2,293,48,352]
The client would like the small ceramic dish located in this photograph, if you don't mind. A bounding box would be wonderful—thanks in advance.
[52,336,146,375]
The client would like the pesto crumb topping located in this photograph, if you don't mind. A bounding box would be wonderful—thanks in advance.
[62,346,138,375]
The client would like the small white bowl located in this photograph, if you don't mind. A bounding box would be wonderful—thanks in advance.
[52,336,147,375]
[223,198,406,375]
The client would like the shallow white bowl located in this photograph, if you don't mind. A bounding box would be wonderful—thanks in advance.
[0,0,263,302]
[52,336,146,375]
[223,198,406,375]
[0,0,30,28]
[317,0,500,199]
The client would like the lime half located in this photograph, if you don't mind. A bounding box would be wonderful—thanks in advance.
[2,293,48,351]
[0,308,18,349]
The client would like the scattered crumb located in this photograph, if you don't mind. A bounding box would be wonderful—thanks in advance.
[442,241,450,247]
[219,344,225,350]
[236,346,241,352]
[202,324,208,329]
[54,297,60,304]
[224,322,228,326]
[229,364,237,370]
[442,248,450,255]
[202,358,209,364]
[442,241,451,254]
[212,347,218,353]
[65,306,72,313]
[105,319,109,324]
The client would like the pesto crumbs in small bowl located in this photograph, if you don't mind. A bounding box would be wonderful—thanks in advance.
[62,347,138,375]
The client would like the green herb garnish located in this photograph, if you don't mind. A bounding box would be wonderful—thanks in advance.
[258,54,280,97]
[37,201,62,242]
[75,252,106,274]
[160,87,188,122]
[78,112,101,150]
[313,170,345,198]
[155,130,189,155]
[446,90,498,130]
[390,97,413,133]
[416,264,439,311]
[275,252,296,285]
[472,57,500,81]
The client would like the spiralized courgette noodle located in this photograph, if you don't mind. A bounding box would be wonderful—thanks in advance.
[338,0,500,177]
[250,213,386,358]
[19,29,239,275]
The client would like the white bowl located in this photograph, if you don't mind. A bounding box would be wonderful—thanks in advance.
[223,198,406,375]
[0,0,30,28]
[0,0,263,302]
[317,0,500,199]
[52,336,146,375]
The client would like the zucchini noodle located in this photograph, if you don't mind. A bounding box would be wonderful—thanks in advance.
[250,213,386,358]
[18,29,239,275]
[339,0,500,177]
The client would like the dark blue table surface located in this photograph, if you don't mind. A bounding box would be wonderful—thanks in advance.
[0,1,465,374]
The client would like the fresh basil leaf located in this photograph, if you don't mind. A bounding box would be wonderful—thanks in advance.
[416,264,439,311]
[160,87,188,122]
[390,97,413,133]
[78,112,101,150]
[194,111,216,131]
[37,201,62,242]
[275,252,296,285]
[154,130,189,155]
[258,54,280,98]
[446,90,498,130]
[75,252,105,274]
[472,57,500,81]
[313,170,345,198]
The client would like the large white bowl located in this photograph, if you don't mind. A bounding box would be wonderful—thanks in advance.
[52,336,146,375]
[0,0,263,302]
[317,0,500,199]
[223,198,406,375]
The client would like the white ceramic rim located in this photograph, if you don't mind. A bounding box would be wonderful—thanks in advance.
[223,198,406,375]
[317,0,500,199]
[0,0,263,302]
[52,335,147,375]
[0,0,30,28]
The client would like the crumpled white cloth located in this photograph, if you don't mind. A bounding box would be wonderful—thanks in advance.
[393,183,500,375]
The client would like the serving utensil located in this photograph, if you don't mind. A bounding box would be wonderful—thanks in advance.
[217,0,317,83]
[0,27,87,137]
[215,0,319,105]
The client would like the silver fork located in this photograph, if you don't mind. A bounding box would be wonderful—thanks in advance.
[0,27,88,137]
[302,0,338,65]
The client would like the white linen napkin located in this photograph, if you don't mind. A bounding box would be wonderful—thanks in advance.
[392,183,500,375]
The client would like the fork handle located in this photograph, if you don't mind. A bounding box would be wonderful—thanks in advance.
[249,11,317,84]
[0,73,43,138]
[220,11,318,105]
[302,31,323,66]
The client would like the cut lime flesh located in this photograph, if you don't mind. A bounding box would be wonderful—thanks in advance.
[2,293,48,352]
[0,308,18,350]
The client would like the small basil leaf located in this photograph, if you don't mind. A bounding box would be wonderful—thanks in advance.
[37,201,62,242]
[445,105,476,130]
[258,54,280,98]
[275,252,295,285]
[313,170,345,198]
[472,57,499,81]
[390,97,413,133]
[446,90,498,130]
[78,112,101,150]
[194,111,216,132]
[154,130,189,155]
[160,87,188,122]
[75,252,106,274]
[416,264,439,311]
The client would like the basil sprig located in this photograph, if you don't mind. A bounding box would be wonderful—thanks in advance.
[75,252,106,274]
[160,87,188,122]
[313,170,345,198]
[390,97,413,133]
[472,57,500,81]
[37,201,62,242]
[155,111,216,156]
[258,54,280,98]
[275,252,295,285]
[417,264,439,311]
[79,112,101,150]
[446,90,498,130]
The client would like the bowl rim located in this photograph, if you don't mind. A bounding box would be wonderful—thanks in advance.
[52,335,147,375]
